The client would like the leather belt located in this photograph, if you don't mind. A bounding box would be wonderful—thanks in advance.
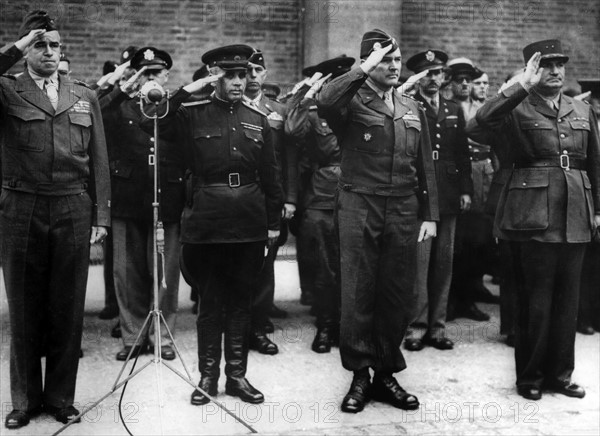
[338,181,415,197]
[194,172,258,188]
[2,179,88,196]
[513,156,586,171]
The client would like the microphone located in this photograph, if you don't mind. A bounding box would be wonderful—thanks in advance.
[140,80,165,103]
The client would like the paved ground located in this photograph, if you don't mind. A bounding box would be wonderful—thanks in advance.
[1,244,599,435]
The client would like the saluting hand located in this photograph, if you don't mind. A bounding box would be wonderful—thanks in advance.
[106,60,131,86]
[520,51,543,91]
[360,43,393,74]
[183,73,223,94]
[306,73,332,99]
[397,69,429,94]
[14,29,46,51]
[120,66,149,96]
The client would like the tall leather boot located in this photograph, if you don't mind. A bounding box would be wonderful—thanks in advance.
[191,313,222,405]
[224,310,264,404]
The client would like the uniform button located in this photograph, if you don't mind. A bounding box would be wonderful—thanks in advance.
[254,139,258,142]
[435,144,440,149]
[436,133,441,138]
[150,137,155,142]
[522,183,527,186]
[129,120,133,125]
[534,123,538,127]
[560,133,565,138]
[206,135,210,138]
[563,150,568,154]
[233,147,237,151]
[558,118,562,122]
[444,109,448,113]
[150,147,155,152]
[436,124,440,128]
[230,111,233,114]
[470,156,473,160]
[232,127,236,131]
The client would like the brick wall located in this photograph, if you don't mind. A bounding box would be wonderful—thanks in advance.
[1,0,598,94]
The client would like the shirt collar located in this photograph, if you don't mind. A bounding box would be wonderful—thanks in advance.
[244,92,262,107]
[366,78,392,101]
[418,90,439,108]
[534,90,561,110]
[28,69,58,90]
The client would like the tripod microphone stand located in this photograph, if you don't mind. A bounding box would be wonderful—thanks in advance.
[53,86,256,435]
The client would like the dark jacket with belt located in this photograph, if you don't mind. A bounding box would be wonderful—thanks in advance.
[476,82,600,242]
[316,66,439,221]
[101,87,185,223]
[0,44,110,226]
[415,93,472,215]
[149,89,283,244]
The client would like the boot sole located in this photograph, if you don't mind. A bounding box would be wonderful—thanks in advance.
[225,388,264,404]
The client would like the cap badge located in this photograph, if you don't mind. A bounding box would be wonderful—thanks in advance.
[373,42,382,50]
[234,55,241,61]
[144,49,155,61]
[364,132,372,142]
[122,51,130,60]
[426,51,435,62]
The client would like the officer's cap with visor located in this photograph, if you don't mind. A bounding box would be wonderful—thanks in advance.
[522,39,569,64]
[406,50,448,74]
[130,47,173,71]
[302,55,356,79]
[202,44,254,72]
[446,57,479,80]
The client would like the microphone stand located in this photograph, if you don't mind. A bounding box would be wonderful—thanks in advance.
[53,90,257,435]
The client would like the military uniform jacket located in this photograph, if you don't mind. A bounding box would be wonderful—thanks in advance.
[152,89,283,244]
[415,93,473,215]
[286,94,341,211]
[101,87,185,223]
[246,93,298,205]
[476,82,600,242]
[0,44,110,226]
[317,66,439,221]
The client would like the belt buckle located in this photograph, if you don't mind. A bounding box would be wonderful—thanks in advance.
[228,172,241,187]
[560,154,570,170]
[432,150,439,161]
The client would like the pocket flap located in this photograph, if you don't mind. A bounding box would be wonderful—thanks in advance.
[521,119,553,130]
[352,112,385,127]
[569,119,591,131]
[7,105,45,121]
[68,112,92,127]
[194,127,222,139]
[244,129,264,144]
[446,164,458,175]
[508,169,549,189]
[403,118,422,131]
[110,161,133,179]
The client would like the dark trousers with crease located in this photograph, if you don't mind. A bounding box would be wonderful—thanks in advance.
[511,240,585,388]
[337,190,419,373]
[1,191,92,411]
[181,242,264,378]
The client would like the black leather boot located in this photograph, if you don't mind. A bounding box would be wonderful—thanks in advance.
[341,368,371,413]
[191,310,222,405]
[224,311,264,403]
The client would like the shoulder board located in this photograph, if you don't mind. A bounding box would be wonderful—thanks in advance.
[401,93,417,101]
[242,101,267,117]
[309,105,318,110]
[1,74,17,80]
[72,79,92,89]
[182,100,211,107]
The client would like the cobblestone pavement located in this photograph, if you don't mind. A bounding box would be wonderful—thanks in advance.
[1,253,599,435]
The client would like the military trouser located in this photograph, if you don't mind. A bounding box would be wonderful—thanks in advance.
[336,190,419,373]
[1,191,92,411]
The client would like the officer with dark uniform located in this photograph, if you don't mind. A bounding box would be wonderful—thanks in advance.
[404,49,472,352]
[317,29,439,413]
[100,47,184,361]
[476,40,600,401]
[286,55,355,353]
[243,48,297,356]
[0,11,110,429]
[151,44,283,405]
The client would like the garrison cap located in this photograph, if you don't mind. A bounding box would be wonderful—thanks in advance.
[202,44,253,71]
[120,45,139,64]
[523,39,569,64]
[578,79,600,98]
[360,29,399,59]
[302,55,356,79]
[262,82,281,99]
[406,50,448,74]
[130,47,173,71]
[248,49,266,68]
[18,10,57,39]
[446,57,479,80]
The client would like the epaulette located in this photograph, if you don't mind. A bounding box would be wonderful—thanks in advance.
[401,93,417,101]
[72,79,92,89]
[242,101,267,117]
[1,74,17,80]
[309,105,318,110]
[182,100,211,107]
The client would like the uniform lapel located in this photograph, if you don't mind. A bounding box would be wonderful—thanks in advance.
[14,71,55,115]
[358,85,393,118]
[437,98,449,123]
[529,92,559,118]
[414,92,436,122]
[55,79,83,116]
[557,94,574,119]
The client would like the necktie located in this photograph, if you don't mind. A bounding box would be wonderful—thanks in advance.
[430,98,438,114]
[383,91,394,112]
[45,79,58,110]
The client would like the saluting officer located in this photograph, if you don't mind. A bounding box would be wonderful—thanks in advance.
[151,44,283,405]
[286,55,355,353]
[404,49,472,352]
[317,29,439,413]
[0,11,109,429]
[101,47,185,361]
[476,40,600,401]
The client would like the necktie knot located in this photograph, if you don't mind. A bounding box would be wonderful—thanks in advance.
[383,91,394,112]
[45,78,59,109]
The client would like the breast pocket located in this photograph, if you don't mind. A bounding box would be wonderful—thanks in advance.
[520,118,554,153]
[568,119,590,153]
[402,117,421,157]
[193,127,223,158]
[351,112,384,154]
[6,105,46,152]
[499,169,549,231]
[243,129,265,155]
[68,112,92,155]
